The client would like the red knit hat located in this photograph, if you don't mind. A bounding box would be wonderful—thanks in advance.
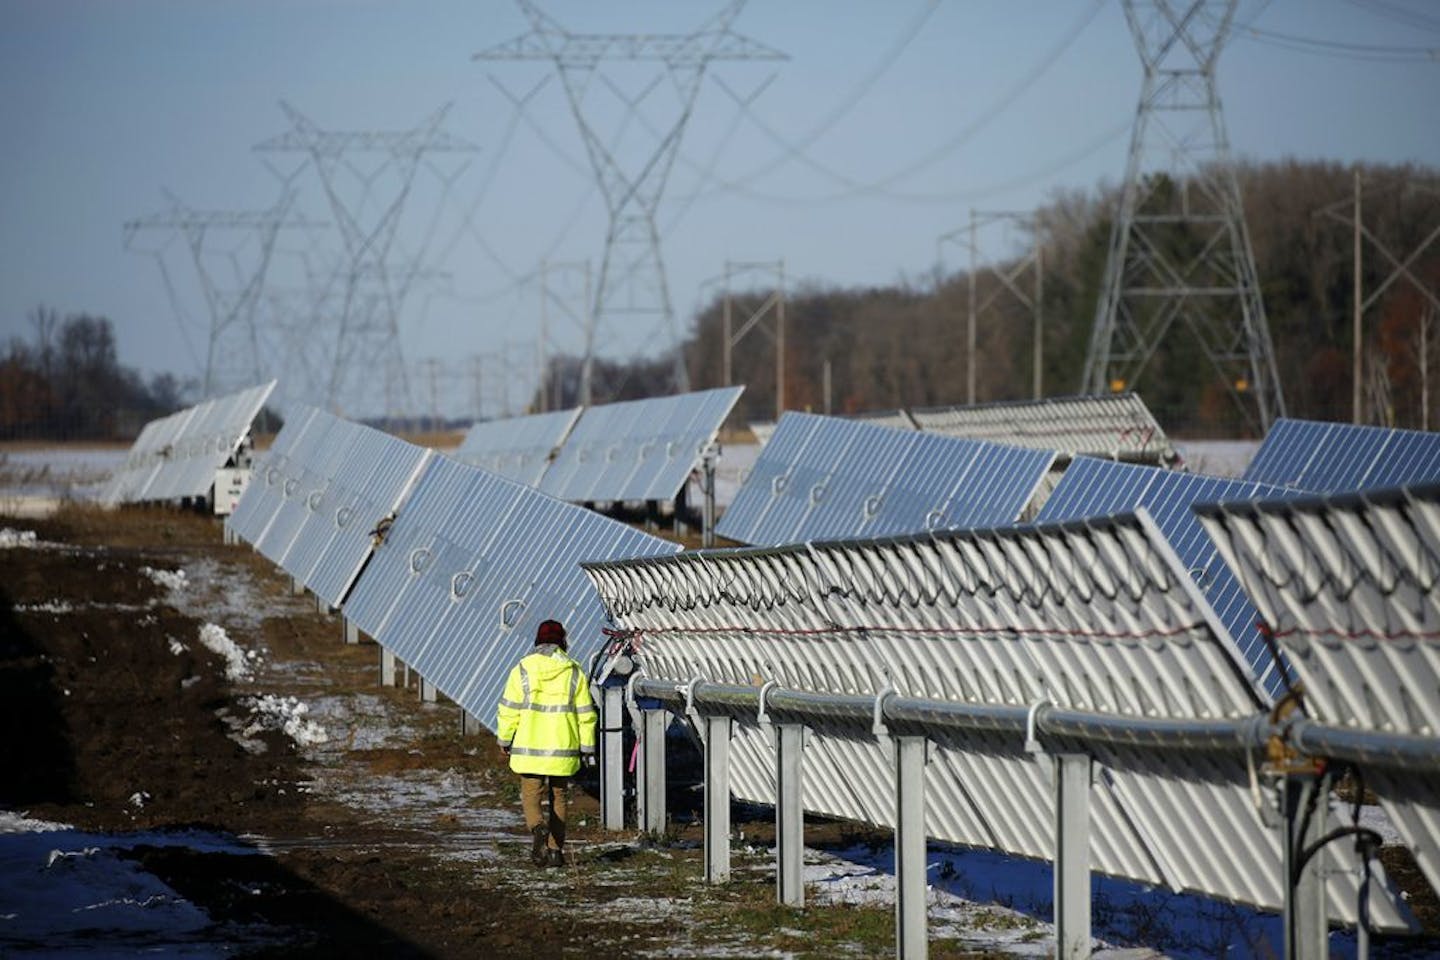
[536,619,567,648]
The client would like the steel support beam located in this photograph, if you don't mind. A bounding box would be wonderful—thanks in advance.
[290,576,305,596]
[638,705,668,835]
[893,735,928,960]
[1283,773,1329,960]
[704,714,734,884]
[380,647,396,686]
[774,722,806,907]
[419,677,437,703]
[601,685,627,831]
[461,709,484,736]
[1053,753,1093,960]
[342,618,359,645]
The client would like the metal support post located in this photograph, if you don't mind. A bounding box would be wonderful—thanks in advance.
[704,714,734,884]
[315,595,326,615]
[601,685,627,831]
[1283,773,1329,960]
[1052,753,1093,960]
[290,576,305,597]
[402,661,411,689]
[380,647,396,687]
[893,735,928,960]
[638,705,669,835]
[419,677,437,703]
[461,709,484,736]
[701,444,718,549]
[775,723,806,907]
[342,618,359,645]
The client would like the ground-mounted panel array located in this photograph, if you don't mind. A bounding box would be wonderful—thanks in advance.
[101,380,275,505]
[909,392,1177,465]
[537,387,743,503]
[340,453,682,722]
[582,516,1412,928]
[1243,418,1440,492]
[452,407,582,487]
[1036,456,1300,697]
[716,412,1054,546]
[1199,484,1440,901]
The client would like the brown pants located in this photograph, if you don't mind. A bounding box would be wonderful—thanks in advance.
[520,774,569,850]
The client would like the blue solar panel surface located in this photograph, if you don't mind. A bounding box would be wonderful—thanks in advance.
[717,412,1055,546]
[341,454,681,724]
[1037,457,1300,698]
[1243,418,1440,492]
[538,387,742,503]
[453,408,581,487]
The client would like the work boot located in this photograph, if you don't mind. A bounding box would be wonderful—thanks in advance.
[546,848,566,868]
[530,825,549,866]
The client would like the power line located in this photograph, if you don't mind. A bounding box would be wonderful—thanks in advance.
[1343,0,1440,35]
[1235,23,1439,61]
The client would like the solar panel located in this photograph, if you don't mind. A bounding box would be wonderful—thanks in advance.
[340,453,682,723]
[537,387,742,503]
[582,517,1411,928]
[101,381,275,504]
[255,411,433,609]
[1243,418,1440,491]
[225,407,325,548]
[452,407,582,487]
[1036,457,1301,697]
[716,412,1054,546]
[1197,484,1440,902]
[909,392,1177,465]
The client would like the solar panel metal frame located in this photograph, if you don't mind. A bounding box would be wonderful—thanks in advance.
[715,411,1054,546]
[226,407,326,548]
[1036,456,1302,698]
[908,392,1177,464]
[339,453,682,723]
[123,381,275,503]
[1243,418,1440,492]
[537,387,743,503]
[1198,484,1440,902]
[452,407,583,487]
[583,516,1412,927]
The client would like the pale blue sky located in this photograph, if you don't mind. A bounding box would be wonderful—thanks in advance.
[1,0,1436,419]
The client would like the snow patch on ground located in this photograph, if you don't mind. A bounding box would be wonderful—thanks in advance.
[140,566,187,592]
[0,528,39,549]
[15,600,74,614]
[243,695,329,747]
[0,821,276,958]
[197,623,257,682]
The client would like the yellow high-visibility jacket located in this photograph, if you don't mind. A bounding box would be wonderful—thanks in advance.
[496,643,597,777]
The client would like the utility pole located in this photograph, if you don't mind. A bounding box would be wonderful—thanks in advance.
[938,211,1044,404]
[1082,0,1284,432]
[1317,176,1440,427]
[720,259,786,418]
[478,1,786,400]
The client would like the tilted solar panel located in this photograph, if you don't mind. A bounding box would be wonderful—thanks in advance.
[340,454,681,723]
[1243,418,1440,491]
[537,387,742,503]
[226,407,324,547]
[1037,457,1300,697]
[452,408,582,487]
[909,392,1177,464]
[716,412,1054,546]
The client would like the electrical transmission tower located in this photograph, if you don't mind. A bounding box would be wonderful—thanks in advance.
[255,102,476,414]
[1082,0,1284,431]
[476,0,785,404]
[124,191,310,399]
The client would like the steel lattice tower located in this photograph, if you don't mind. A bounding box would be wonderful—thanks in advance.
[1082,0,1284,430]
[255,103,476,413]
[125,192,309,398]
[477,1,785,403]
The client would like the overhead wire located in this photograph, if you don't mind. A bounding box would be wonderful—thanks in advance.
[1234,24,1439,62]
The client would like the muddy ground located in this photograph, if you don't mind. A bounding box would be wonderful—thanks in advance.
[3,505,1438,959]
[0,505,1023,959]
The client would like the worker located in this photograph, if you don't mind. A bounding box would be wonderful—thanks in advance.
[496,619,597,867]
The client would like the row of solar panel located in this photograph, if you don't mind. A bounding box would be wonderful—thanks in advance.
[581,485,1440,928]
[714,411,1440,700]
[227,406,682,725]
[452,386,743,504]
[101,380,275,505]
[750,392,1178,463]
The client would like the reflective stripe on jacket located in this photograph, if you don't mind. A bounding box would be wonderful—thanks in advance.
[495,644,597,777]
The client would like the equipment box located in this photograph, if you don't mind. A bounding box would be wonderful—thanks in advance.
[213,468,251,516]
